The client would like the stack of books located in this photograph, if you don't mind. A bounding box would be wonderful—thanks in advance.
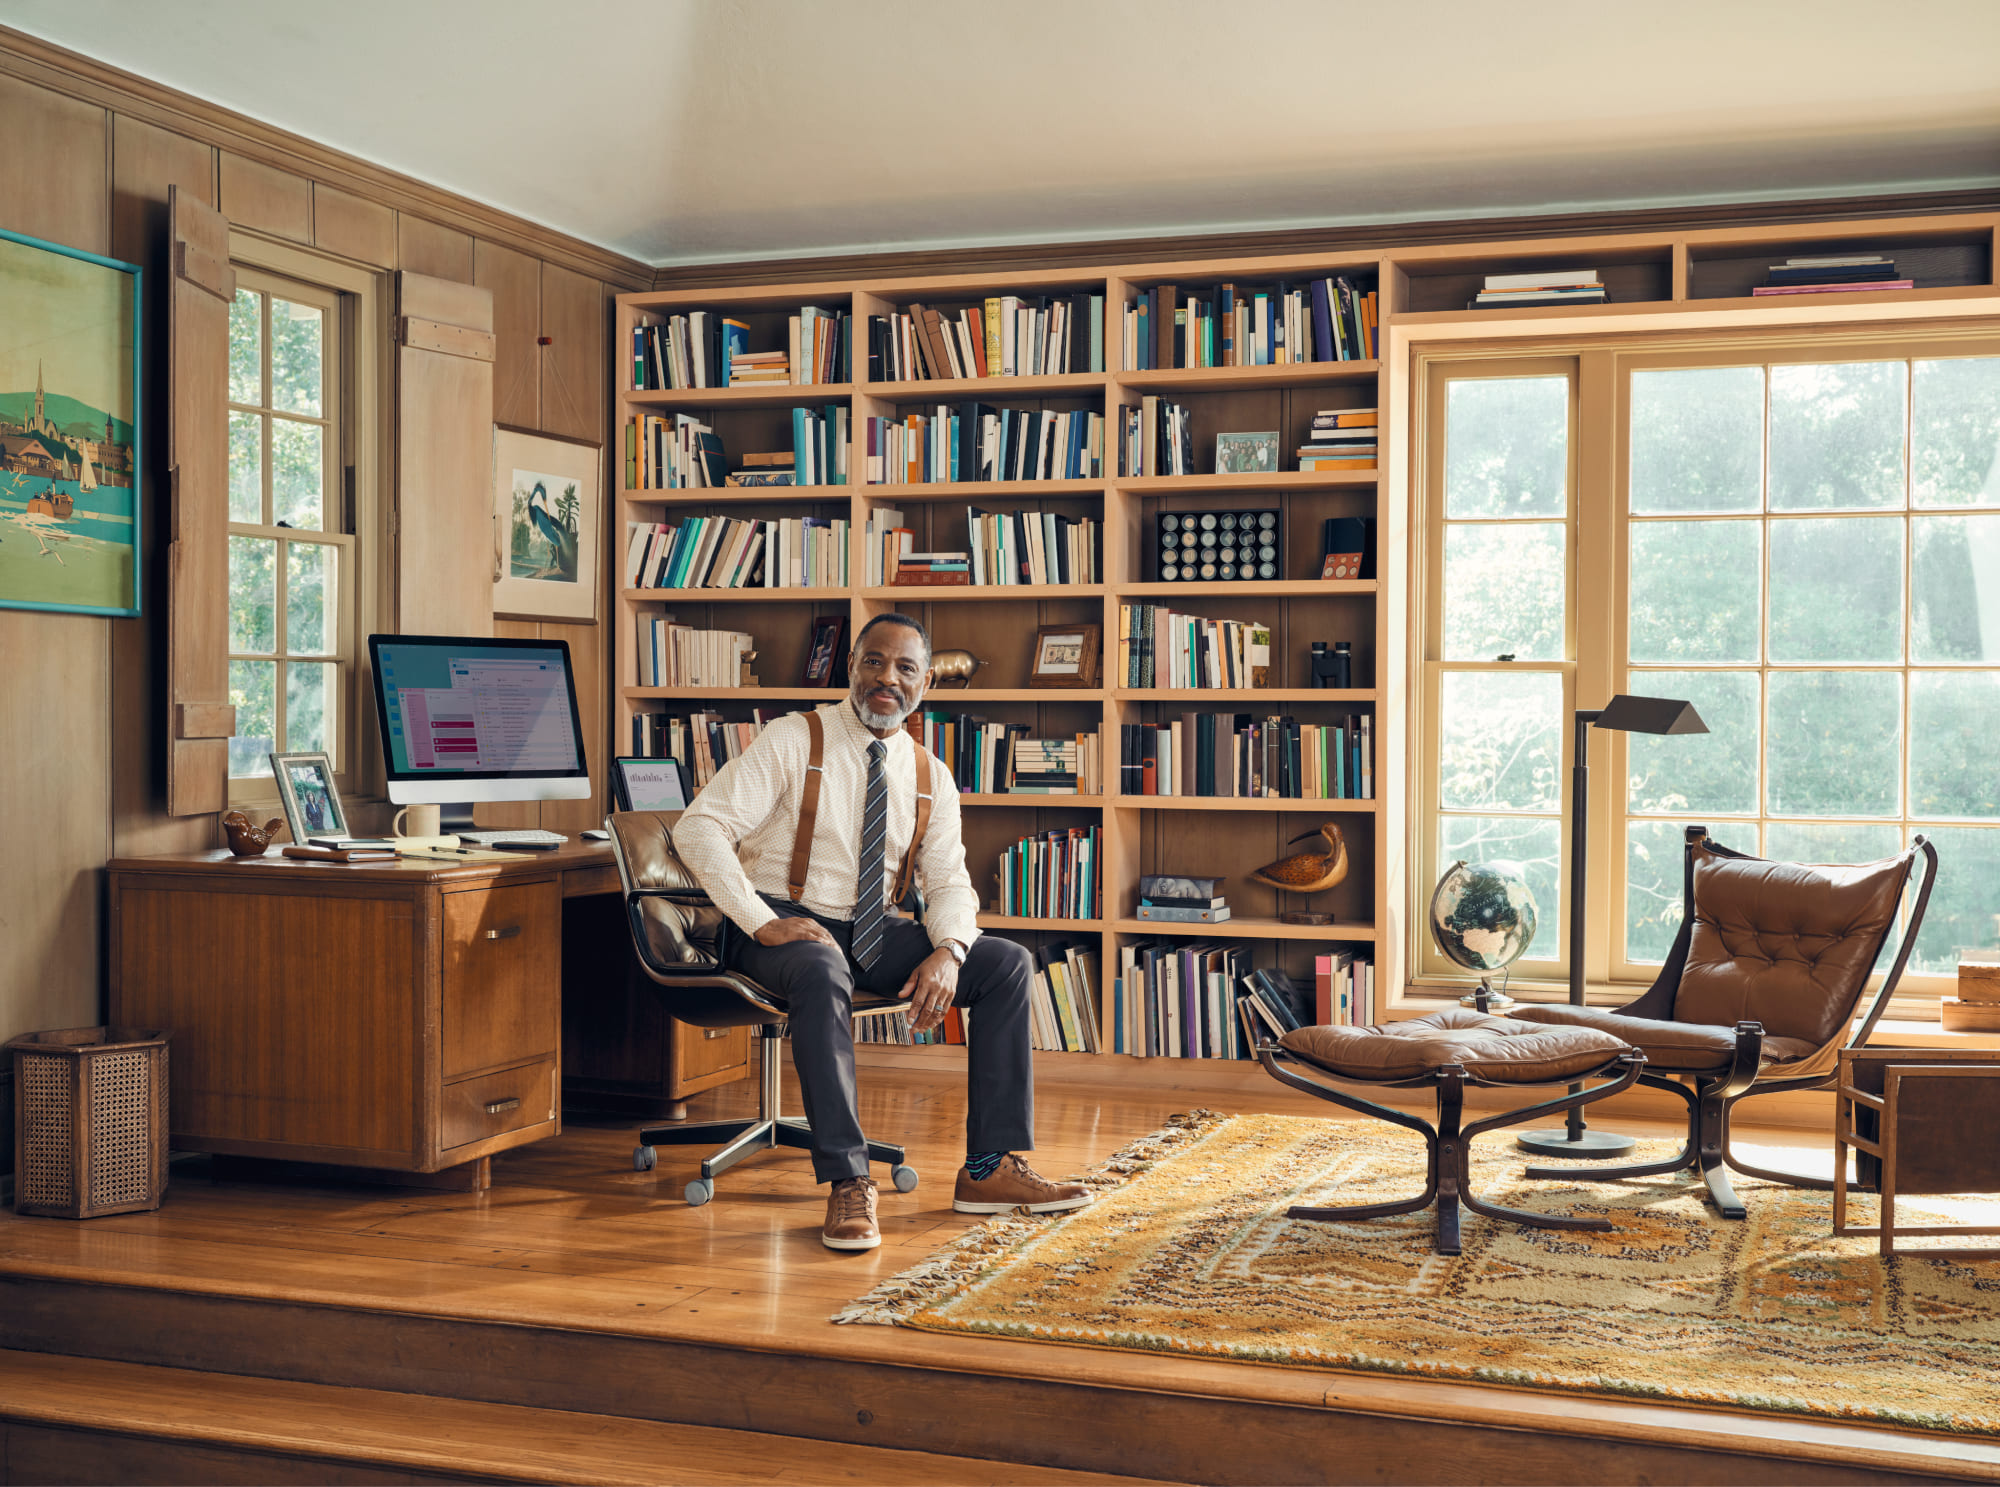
[1119,278,1377,370]
[1237,954,1376,1036]
[1118,605,1271,689]
[1236,967,1313,1040]
[726,350,789,385]
[1470,270,1605,308]
[867,294,1103,381]
[724,451,795,487]
[995,826,1100,920]
[1113,940,1253,1059]
[1008,732,1101,795]
[1117,396,1192,477]
[630,707,796,785]
[790,406,848,486]
[624,515,848,591]
[1119,714,1373,799]
[631,313,749,390]
[634,620,754,690]
[893,551,970,586]
[789,306,850,384]
[865,405,1104,485]
[626,413,726,489]
[966,508,1098,586]
[1297,408,1377,470]
[1135,873,1229,924]
[1753,255,1911,295]
[1025,939,1104,1053]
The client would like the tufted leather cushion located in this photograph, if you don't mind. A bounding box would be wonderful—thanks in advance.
[1510,1004,1816,1070]
[1280,1009,1631,1084]
[1674,844,1911,1049]
[609,810,727,971]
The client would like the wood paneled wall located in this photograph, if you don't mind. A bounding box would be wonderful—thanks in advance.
[0,35,638,1073]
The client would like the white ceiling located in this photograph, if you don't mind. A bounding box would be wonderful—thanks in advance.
[7,0,2000,268]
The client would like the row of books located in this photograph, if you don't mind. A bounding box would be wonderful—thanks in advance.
[1117,397,1193,477]
[867,295,1105,382]
[1297,407,1378,471]
[1113,940,1252,1059]
[965,508,1099,586]
[1754,255,1912,296]
[913,713,1103,795]
[864,405,1105,485]
[630,307,851,390]
[857,1006,967,1046]
[1239,953,1377,1035]
[995,826,1100,921]
[623,515,849,591]
[644,708,791,787]
[634,621,753,691]
[1026,939,1105,1053]
[1471,270,1606,308]
[1118,605,1272,690]
[1119,714,1374,799]
[1120,278,1379,370]
[625,413,726,489]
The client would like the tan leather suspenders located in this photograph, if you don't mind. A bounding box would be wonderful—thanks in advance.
[788,711,932,908]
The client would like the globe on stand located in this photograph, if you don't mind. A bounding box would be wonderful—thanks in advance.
[1428,859,1539,1013]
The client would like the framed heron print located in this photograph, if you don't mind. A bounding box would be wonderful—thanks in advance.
[492,423,601,622]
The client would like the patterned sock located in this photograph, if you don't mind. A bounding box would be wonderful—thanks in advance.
[965,1150,1006,1181]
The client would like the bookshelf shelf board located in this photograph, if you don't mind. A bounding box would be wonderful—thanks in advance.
[1113,688,1380,703]
[1390,300,1683,327]
[923,688,1103,701]
[862,479,1108,502]
[1110,796,1379,812]
[621,686,846,701]
[624,487,852,505]
[863,584,1103,602]
[1674,284,2000,314]
[959,792,1103,808]
[1115,360,1379,393]
[977,912,1104,932]
[626,383,854,409]
[622,587,848,603]
[1113,471,1377,494]
[861,372,1109,400]
[1110,915,1379,942]
[1115,579,1377,598]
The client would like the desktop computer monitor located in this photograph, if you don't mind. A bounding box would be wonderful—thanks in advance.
[369,633,589,831]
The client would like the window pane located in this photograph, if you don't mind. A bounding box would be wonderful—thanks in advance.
[1439,815,1560,960]
[1626,819,1693,964]
[286,661,333,755]
[1445,377,1568,518]
[1629,520,1761,662]
[272,418,324,530]
[1768,361,1907,511]
[1626,669,1759,816]
[1439,671,1562,812]
[1629,366,1764,514]
[1442,522,1565,660]
[286,541,337,655]
[1763,820,1900,864]
[1912,515,2000,662]
[228,535,276,653]
[1767,517,1904,663]
[270,299,323,416]
[227,658,275,778]
[1765,670,1901,817]
[229,411,263,523]
[1907,826,2000,973]
[1909,671,2000,820]
[1913,357,2000,508]
[229,287,261,406]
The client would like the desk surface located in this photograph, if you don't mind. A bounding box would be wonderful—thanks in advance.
[108,840,618,888]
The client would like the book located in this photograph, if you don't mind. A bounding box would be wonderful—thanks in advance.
[1135,903,1231,923]
[1139,874,1221,899]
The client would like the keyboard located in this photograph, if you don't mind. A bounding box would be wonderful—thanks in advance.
[458,829,569,848]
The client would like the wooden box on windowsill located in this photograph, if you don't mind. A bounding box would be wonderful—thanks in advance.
[1955,960,2000,1005]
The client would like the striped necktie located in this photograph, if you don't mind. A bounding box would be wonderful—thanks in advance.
[851,739,889,969]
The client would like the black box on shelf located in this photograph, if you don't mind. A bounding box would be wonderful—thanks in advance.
[1155,509,1281,582]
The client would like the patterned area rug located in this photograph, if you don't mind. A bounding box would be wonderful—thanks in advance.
[835,1111,2000,1435]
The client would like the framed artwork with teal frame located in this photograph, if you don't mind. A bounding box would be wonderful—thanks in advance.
[0,225,143,617]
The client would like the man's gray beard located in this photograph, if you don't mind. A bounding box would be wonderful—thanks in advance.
[850,687,916,732]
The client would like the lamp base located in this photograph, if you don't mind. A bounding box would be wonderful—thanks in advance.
[1515,1127,1637,1159]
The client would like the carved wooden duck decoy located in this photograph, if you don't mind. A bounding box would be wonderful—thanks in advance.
[1248,823,1349,894]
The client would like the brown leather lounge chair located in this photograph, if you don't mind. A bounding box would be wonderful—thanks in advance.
[1512,825,1937,1218]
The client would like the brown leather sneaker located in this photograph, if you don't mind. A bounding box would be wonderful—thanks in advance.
[952,1154,1092,1214]
[823,1175,881,1251]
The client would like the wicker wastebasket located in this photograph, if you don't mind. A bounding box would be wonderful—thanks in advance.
[7,1027,169,1218]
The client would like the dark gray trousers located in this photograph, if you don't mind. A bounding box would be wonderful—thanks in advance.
[722,898,1035,1183]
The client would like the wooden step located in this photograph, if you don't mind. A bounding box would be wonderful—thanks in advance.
[0,1350,1175,1487]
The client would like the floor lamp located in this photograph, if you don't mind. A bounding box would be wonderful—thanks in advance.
[1517,693,1707,1159]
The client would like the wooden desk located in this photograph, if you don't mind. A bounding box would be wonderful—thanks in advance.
[107,845,750,1188]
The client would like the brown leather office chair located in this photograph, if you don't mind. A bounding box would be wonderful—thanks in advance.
[1512,824,1937,1218]
[607,810,918,1206]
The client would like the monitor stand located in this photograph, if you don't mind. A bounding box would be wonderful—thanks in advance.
[438,802,478,835]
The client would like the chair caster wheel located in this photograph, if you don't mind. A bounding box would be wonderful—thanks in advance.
[632,1145,656,1172]
[685,1178,714,1206]
[891,1164,919,1193]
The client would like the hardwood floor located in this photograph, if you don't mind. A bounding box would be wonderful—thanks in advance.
[1,1055,1994,1485]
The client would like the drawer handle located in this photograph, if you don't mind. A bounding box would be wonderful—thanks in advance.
[703,1027,728,1040]
[484,1098,521,1115]
[485,925,522,940]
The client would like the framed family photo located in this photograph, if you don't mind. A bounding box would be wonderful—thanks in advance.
[492,424,602,622]
[1028,623,1100,689]
[270,751,348,843]
[0,226,143,617]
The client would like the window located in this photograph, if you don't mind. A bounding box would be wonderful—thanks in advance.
[1420,337,2000,1003]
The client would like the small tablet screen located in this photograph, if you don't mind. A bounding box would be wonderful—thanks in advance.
[612,756,689,812]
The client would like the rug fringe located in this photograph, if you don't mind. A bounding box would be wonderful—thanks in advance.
[832,1109,1231,1326]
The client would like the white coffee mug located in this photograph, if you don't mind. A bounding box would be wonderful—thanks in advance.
[392,802,441,838]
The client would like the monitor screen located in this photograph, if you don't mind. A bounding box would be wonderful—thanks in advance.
[370,634,587,783]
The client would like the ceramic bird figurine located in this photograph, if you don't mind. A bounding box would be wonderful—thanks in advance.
[928,648,983,688]
[221,810,286,857]
[1249,823,1349,894]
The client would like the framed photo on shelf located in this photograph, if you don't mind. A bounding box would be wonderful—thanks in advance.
[610,755,690,813]
[802,613,848,686]
[1214,431,1279,475]
[270,751,348,842]
[492,424,602,623]
[0,225,143,618]
[1028,623,1101,689]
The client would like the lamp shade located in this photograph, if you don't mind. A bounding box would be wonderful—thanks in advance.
[1594,694,1707,736]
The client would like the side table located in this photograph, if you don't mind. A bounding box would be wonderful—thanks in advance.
[1834,1046,2000,1257]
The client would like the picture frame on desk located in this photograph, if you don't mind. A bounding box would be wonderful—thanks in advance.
[270,750,348,843]
[802,613,848,686]
[492,424,603,623]
[1029,623,1101,689]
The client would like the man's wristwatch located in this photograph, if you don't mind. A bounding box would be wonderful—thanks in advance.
[937,938,967,967]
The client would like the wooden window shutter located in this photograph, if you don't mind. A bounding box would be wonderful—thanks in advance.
[395,272,496,637]
[166,185,237,817]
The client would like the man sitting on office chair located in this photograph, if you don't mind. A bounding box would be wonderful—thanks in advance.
[673,612,1090,1251]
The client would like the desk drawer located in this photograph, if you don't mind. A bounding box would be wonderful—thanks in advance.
[442,1061,555,1150]
[443,880,560,1079]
